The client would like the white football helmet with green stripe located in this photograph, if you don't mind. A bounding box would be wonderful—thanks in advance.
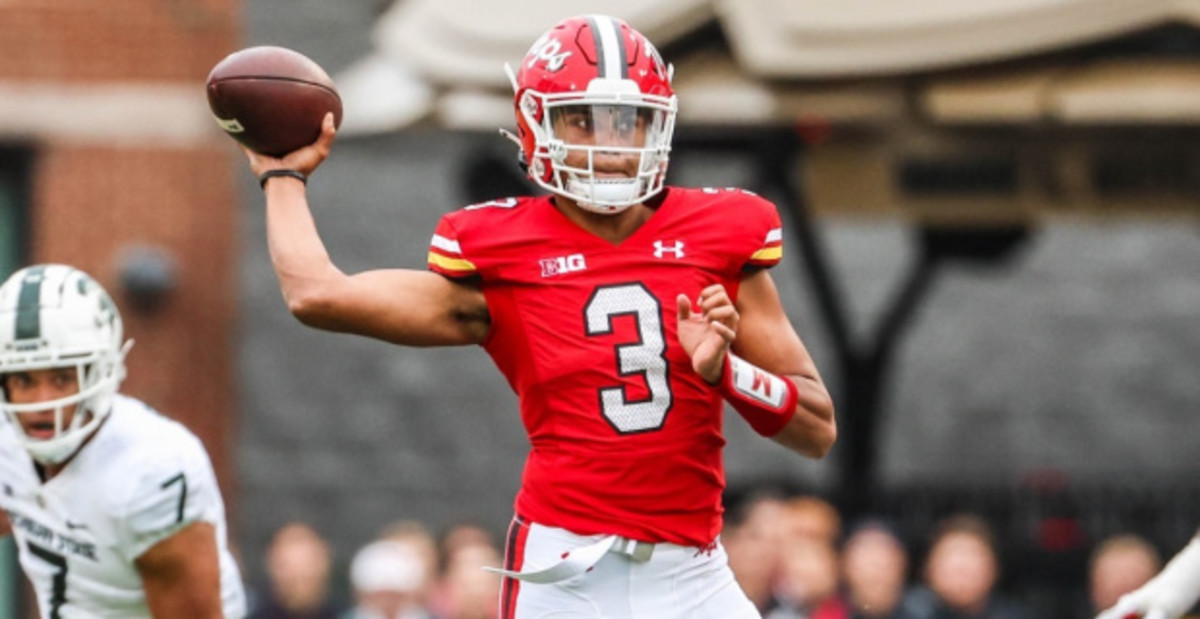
[0,264,129,464]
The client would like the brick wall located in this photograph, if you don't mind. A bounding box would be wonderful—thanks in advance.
[31,145,239,492]
[0,0,238,82]
[0,1,242,512]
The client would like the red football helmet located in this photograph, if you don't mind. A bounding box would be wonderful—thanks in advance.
[506,15,677,213]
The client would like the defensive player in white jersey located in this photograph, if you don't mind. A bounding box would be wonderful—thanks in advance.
[0,264,246,618]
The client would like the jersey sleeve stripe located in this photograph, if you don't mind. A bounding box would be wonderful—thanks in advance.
[427,251,477,274]
[431,234,463,255]
[749,226,784,265]
[749,246,783,264]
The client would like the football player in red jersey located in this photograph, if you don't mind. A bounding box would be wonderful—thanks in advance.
[242,14,836,619]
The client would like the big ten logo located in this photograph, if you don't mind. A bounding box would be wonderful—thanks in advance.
[540,253,587,277]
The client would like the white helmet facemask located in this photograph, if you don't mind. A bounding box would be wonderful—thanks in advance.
[520,80,676,214]
[0,265,129,465]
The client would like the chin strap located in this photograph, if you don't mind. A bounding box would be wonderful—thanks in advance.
[498,129,529,174]
[498,128,521,148]
[503,62,519,93]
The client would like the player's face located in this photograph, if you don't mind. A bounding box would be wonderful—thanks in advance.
[552,104,651,176]
[3,367,81,440]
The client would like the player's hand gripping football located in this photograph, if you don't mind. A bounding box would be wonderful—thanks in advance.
[675,284,739,384]
[241,111,337,179]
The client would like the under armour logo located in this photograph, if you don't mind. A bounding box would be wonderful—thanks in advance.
[653,240,685,258]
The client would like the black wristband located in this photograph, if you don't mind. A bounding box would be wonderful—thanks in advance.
[258,169,308,189]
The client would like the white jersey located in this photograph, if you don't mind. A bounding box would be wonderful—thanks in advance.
[0,394,246,618]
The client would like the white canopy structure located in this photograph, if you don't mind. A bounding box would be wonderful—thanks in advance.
[717,0,1200,77]
[333,0,1200,134]
[335,0,712,133]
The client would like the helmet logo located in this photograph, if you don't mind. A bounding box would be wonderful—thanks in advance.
[527,34,572,72]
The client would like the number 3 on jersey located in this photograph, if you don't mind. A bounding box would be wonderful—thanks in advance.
[585,283,673,433]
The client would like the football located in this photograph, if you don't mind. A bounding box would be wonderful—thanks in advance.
[206,46,343,157]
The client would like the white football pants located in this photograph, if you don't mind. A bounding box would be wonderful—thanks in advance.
[495,516,761,619]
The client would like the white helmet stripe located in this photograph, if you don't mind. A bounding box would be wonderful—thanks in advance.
[14,264,49,341]
[587,15,626,80]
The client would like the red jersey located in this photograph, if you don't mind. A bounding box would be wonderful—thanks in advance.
[427,187,785,546]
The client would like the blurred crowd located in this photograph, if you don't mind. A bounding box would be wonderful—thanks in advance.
[246,519,502,619]
[723,493,1176,619]
[241,494,1177,619]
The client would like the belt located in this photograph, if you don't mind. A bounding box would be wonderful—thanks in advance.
[485,534,656,584]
